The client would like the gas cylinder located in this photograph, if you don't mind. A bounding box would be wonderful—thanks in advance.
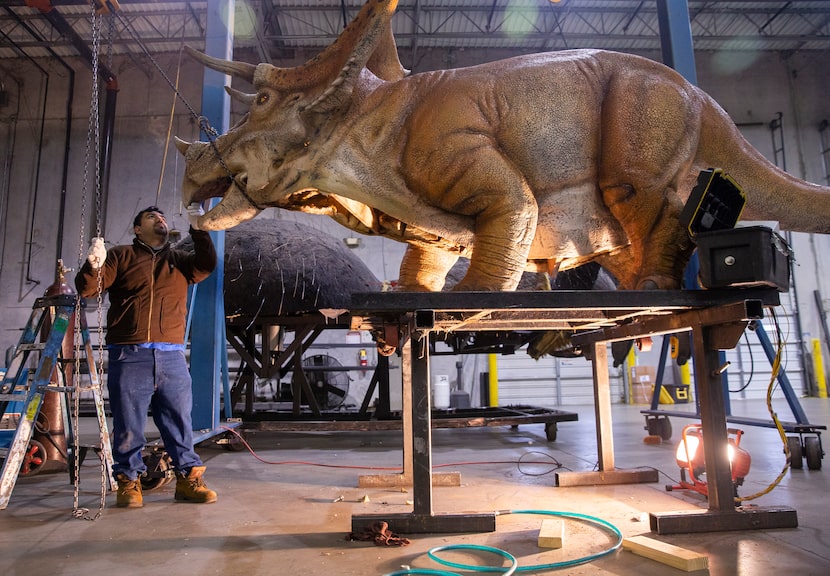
[32,260,73,474]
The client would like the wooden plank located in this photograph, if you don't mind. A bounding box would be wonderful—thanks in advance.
[555,468,658,486]
[623,535,708,572]
[592,342,615,471]
[357,472,461,488]
[537,518,563,549]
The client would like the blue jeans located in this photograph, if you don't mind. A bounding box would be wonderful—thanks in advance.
[107,346,202,480]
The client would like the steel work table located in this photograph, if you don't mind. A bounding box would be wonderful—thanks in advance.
[347,288,798,535]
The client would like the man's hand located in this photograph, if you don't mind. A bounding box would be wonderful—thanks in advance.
[186,203,205,230]
[87,237,107,269]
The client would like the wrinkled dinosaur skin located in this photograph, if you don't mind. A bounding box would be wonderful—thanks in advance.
[177,0,830,292]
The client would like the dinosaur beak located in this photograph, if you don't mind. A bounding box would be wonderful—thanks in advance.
[176,138,262,230]
[197,180,263,231]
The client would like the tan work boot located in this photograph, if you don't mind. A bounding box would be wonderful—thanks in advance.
[174,466,217,503]
[115,474,143,508]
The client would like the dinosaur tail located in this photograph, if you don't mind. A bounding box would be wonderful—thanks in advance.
[694,94,830,234]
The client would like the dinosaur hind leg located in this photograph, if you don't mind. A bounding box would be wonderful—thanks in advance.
[600,184,692,290]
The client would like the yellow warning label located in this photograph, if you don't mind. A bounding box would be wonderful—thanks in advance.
[25,394,41,420]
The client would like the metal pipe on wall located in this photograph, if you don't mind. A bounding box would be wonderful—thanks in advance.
[0,19,49,288]
[4,7,84,286]
[22,70,47,287]
[0,68,20,279]
[4,7,77,266]
[97,79,118,237]
[23,1,119,245]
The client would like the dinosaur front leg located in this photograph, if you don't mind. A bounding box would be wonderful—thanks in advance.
[441,162,538,291]
[397,244,459,291]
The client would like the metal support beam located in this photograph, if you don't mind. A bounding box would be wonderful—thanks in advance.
[189,0,230,433]
[28,0,116,82]
[656,0,698,85]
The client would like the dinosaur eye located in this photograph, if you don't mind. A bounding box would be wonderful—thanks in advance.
[256,92,270,105]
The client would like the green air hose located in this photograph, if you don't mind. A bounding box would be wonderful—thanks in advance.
[383,509,623,576]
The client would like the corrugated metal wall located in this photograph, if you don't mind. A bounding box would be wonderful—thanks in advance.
[495,349,625,408]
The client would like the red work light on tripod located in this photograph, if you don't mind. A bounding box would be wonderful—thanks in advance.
[668,423,752,498]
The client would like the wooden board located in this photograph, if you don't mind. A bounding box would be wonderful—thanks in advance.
[357,472,461,488]
[537,518,563,549]
[623,535,708,571]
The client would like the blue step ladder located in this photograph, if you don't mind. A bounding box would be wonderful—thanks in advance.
[0,294,114,509]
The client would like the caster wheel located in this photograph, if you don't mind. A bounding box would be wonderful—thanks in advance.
[140,451,174,491]
[657,417,673,441]
[545,422,558,442]
[646,416,672,441]
[20,439,47,477]
[804,436,822,470]
[787,436,803,469]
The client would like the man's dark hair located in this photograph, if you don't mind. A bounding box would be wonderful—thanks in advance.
[133,206,164,227]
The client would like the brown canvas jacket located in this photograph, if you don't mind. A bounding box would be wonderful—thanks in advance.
[75,228,216,345]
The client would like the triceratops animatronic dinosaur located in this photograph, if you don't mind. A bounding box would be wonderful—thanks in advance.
[177,0,830,292]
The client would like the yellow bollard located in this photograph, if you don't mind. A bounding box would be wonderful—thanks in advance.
[811,338,828,398]
[488,353,499,406]
[625,346,637,404]
[681,362,692,400]
[679,362,691,386]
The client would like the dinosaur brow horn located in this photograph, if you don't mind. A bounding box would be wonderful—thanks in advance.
[184,45,256,83]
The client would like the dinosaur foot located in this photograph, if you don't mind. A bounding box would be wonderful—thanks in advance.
[635,275,680,290]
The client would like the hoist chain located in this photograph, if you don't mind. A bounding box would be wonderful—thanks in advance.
[71,2,109,522]
[106,8,114,72]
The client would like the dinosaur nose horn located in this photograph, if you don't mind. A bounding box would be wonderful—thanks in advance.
[174,137,191,155]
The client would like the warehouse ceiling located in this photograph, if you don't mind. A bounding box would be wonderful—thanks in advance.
[0,0,829,68]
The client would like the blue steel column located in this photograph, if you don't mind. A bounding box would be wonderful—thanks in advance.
[189,0,233,431]
[656,0,698,85]
[657,0,735,513]
[657,0,730,413]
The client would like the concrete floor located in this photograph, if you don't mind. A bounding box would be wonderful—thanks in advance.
[0,398,828,576]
